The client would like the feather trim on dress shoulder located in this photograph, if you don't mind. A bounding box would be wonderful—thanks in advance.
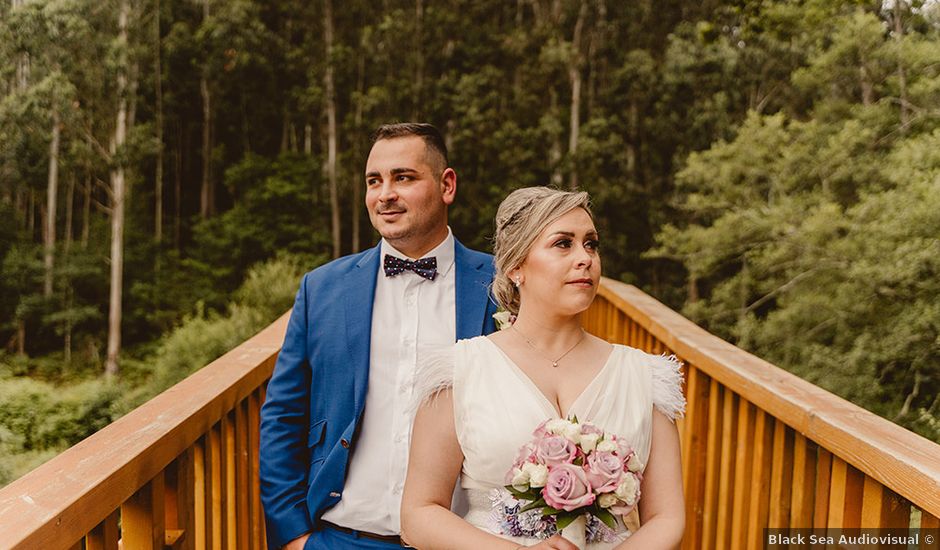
[645,351,686,422]
[408,344,457,416]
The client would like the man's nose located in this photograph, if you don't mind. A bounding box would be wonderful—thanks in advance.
[377,180,398,202]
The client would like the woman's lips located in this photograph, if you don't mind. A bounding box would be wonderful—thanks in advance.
[567,278,594,287]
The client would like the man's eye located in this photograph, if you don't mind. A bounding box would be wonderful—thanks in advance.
[396,175,413,182]
[366,178,379,186]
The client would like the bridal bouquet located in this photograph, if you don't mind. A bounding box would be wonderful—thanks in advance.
[495,417,643,546]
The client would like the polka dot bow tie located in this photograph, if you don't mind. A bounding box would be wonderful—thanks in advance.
[383,254,438,281]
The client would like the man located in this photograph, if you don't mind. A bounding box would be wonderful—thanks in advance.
[260,123,498,549]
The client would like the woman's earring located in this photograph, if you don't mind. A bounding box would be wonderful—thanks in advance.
[514,277,521,288]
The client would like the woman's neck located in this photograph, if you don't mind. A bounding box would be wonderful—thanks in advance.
[511,309,584,348]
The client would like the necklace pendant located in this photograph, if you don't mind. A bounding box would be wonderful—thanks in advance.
[552,361,559,368]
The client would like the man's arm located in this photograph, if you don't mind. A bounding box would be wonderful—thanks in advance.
[260,273,315,549]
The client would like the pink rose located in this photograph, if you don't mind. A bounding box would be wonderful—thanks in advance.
[580,422,603,436]
[532,420,552,438]
[535,435,577,466]
[584,451,624,493]
[542,463,595,511]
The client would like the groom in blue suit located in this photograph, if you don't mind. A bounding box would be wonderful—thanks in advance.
[260,123,498,549]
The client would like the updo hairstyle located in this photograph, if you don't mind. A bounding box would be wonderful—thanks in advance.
[492,186,593,315]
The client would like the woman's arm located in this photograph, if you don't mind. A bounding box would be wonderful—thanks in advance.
[400,390,576,550]
[615,409,685,550]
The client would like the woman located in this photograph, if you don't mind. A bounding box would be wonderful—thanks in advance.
[401,187,685,549]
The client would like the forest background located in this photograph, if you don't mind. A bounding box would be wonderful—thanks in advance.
[1,0,938,487]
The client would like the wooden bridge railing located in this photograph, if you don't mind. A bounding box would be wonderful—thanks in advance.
[587,278,940,550]
[0,277,937,549]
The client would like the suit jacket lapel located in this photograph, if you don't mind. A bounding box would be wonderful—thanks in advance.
[345,244,380,414]
[454,239,492,340]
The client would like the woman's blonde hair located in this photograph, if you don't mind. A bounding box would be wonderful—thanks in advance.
[492,186,593,315]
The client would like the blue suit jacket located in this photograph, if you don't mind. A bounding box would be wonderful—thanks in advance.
[259,239,498,549]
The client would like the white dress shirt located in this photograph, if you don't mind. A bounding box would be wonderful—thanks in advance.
[321,229,456,534]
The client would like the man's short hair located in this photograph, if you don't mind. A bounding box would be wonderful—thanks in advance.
[371,122,449,173]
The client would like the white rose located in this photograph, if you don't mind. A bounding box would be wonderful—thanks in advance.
[524,462,549,488]
[627,453,644,473]
[545,419,570,436]
[596,439,618,453]
[562,423,582,444]
[580,433,600,454]
[493,311,513,331]
[615,474,639,506]
[511,467,530,491]
[597,493,619,509]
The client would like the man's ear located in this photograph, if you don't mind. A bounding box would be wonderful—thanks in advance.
[440,168,457,205]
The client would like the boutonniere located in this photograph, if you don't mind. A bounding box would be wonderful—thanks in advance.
[493,309,517,331]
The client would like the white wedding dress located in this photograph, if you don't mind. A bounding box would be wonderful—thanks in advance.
[415,335,685,549]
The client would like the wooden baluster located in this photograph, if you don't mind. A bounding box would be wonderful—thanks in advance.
[920,512,940,550]
[730,398,755,549]
[715,391,738,549]
[768,419,795,528]
[681,367,710,550]
[86,509,119,550]
[176,446,197,550]
[194,437,208,550]
[860,477,910,528]
[223,411,237,548]
[209,422,223,549]
[702,380,723,549]
[121,471,166,549]
[813,448,832,528]
[746,410,774,550]
[236,399,250,548]
[249,388,264,550]
[828,458,864,528]
[789,434,816,530]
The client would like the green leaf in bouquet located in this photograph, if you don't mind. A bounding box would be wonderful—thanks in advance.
[519,497,547,513]
[504,484,531,499]
[555,512,580,531]
[595,508,618,529]
[573,456,584,466]
[542,506,561,516]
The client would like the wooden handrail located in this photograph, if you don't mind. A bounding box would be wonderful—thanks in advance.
[587,277,940,549]
[0,313,288,549]
[595,278,940,517]
[1,278,937,549]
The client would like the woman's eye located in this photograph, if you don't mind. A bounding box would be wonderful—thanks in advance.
[585,239,600,250]
[553,239,572,248]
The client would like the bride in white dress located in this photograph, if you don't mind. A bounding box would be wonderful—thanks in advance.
[401,187,686,549]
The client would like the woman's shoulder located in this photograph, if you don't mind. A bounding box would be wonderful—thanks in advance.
[609,344,687,422]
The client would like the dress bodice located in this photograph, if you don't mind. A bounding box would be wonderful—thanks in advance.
[413,335,685,548]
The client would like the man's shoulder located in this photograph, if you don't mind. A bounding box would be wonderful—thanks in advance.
[303,246,378,285]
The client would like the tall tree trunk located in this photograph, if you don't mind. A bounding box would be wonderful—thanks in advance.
[44,106,60,297]
[199,0,213,219]
[65,173,74,254]
[412,0,424,116]
[549,89,562,187]
[174,123,182,249]
[154,0,164,244]
[324,0,340,258]
[105,0,130,378]
[893,0,909,131]
[82,174,90,248]
[567,0,588,191]
[351,52,364,254]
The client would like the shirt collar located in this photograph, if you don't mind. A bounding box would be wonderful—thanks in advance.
[380,227,455,279]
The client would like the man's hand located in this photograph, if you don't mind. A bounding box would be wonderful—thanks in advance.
[283,533,310,550]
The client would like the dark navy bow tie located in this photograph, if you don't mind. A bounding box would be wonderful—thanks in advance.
[383,254,438,281]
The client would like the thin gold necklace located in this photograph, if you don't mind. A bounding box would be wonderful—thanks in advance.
[511,325,586,368]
